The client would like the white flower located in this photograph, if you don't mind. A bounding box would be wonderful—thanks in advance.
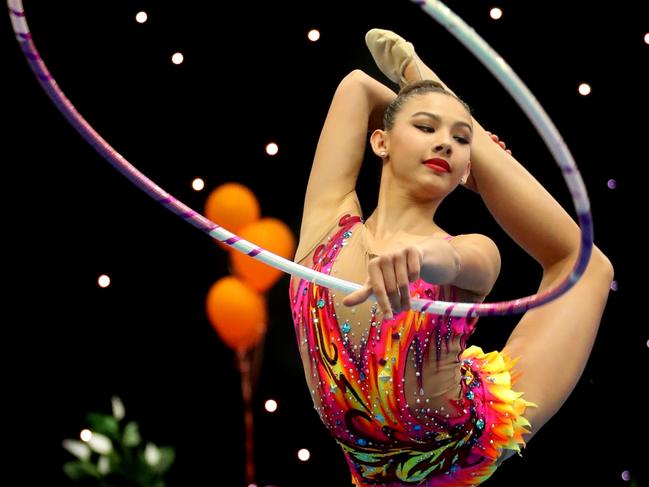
[98,455,110,475]
[86,432,113,455]
[111,395,125,420]
[144,442,161,466]
[62,439,90,461]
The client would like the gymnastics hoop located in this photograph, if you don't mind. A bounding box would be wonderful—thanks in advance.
[8,0,593,317]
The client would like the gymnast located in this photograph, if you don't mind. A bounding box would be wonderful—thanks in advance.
[289,28,613,486]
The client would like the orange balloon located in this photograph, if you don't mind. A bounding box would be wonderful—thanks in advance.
[204,183,261,251]
[231,218,296,293]
[205,276,267,351]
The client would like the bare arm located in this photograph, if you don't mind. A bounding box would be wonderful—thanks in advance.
[342,233,500,317]
[300,70,395,228]
[405,58,587,271]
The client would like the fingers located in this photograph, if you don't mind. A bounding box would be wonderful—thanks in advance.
[405,246,422,282]
[403,246,421,310]
[487,131,512,154]
[342,282,373,307]
[392,252,411,313]
[372,259,394,319]
[342,251,420,320]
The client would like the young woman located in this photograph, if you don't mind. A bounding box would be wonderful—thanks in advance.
[288,29,613,486]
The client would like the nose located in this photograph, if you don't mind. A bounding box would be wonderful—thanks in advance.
[434,141,452,156]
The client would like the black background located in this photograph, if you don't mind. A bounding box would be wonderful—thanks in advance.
[6,1,648,485]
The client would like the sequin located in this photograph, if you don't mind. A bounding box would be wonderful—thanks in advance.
[288,214,534,486]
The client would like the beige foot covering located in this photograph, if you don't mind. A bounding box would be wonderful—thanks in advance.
[365,28,424,86]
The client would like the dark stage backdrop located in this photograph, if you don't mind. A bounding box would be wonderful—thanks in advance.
[6,1,647,485]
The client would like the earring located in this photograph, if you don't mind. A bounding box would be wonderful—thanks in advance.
[380,151,387,157]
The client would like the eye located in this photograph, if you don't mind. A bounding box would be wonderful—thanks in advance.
[454,136,470,145]
[415,125,434,133]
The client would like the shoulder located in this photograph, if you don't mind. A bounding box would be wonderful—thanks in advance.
[447,233,501,298]
[447,233,500,254]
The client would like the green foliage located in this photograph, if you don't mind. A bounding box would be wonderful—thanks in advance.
[62,397,175,487]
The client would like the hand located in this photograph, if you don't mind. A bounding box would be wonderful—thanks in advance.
[485,130,512,155]
[462,131,512,193]
[341,245,423,319]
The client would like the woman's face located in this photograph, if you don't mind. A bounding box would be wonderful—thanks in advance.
[386,92,473,199]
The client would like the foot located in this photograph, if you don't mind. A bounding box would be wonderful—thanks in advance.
[365,28,421,86]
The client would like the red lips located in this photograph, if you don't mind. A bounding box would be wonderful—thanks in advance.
[423,158,450,173]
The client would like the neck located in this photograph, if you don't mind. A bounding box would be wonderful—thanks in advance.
[365,176,443,241]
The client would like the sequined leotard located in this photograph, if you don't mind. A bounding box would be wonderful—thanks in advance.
[289,214,534,486]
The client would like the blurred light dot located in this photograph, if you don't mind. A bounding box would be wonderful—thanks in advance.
[266,142,279,156]
[578,83,591,96]
[135,11,148,23]
[610,280,618,291]
[171,52,184,65]
[297,448,311,461]
[80,429,92,442]
[607,179,617,189]
[644,33,649,44]
[621,470,631,481]
[248,484,258,487]
[265,399,278,412]
[192,178,205,191]
[98,274,111,288]
[489,8,503,20]
[308,29,321,42]
[646,339,649,348]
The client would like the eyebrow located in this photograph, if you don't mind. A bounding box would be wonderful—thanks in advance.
[411,111,473,133]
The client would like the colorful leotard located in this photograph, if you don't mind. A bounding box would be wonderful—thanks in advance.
[289,214,535,486]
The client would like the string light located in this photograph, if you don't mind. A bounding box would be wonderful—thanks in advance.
[192,178,205,191]
[135,11,147,23]
[489,7,503,20]
[171,52,184,65]
[98,274,111,288]
[264,399,278,412]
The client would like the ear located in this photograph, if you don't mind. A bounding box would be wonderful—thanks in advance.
[460,160,471,185]
[370,129,388,158]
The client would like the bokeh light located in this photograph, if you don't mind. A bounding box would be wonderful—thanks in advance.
[98,274,111,288]
[135,11,147,23]
[489,8,503,20]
